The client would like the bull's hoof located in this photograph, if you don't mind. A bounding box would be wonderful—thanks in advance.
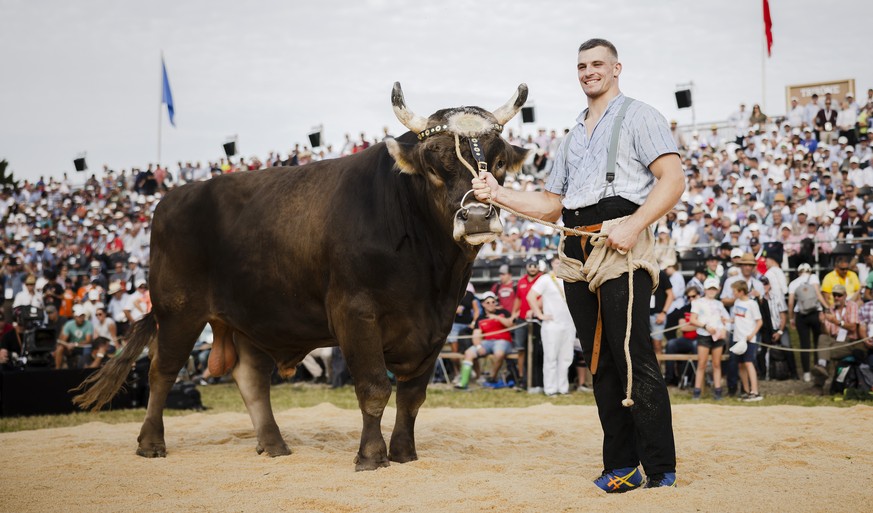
[256,442,292,457]
[136,444,167,458]
[354,452,390,471]
[388,450,418,464]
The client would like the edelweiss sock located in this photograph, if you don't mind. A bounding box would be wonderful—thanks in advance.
[459,361,473,387]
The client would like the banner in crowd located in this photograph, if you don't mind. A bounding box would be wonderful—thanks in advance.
[785,79,855,111]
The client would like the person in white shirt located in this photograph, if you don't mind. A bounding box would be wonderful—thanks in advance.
[12,275,43,309]
[689,278,730,400]
[527,256,576,396]
[762,245,788,299]
[787,98,805,127]
[671,211,698,251]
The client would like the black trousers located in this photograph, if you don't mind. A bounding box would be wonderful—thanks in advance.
[563,198,676,476]
[795,311,821,373]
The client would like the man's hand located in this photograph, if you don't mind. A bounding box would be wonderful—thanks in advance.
[0,348,8,365]
[472,171,500,203]
[606,219,644,254]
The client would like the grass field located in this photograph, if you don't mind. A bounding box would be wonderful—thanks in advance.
[0,377,862,434]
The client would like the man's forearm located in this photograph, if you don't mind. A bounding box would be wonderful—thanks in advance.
[493,188,564,224]
[624,158,686,235]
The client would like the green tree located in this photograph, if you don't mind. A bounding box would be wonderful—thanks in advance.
[0,159,19,189]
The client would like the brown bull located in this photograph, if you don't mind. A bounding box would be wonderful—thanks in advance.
[74,82,528,470]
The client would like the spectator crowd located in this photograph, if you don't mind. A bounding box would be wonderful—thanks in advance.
[2,89,873,399]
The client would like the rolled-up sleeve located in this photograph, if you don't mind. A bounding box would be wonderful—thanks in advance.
[633,105,679,168]
[544,136,569,196]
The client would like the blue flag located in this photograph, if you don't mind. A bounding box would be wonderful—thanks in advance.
[161,57,175,127]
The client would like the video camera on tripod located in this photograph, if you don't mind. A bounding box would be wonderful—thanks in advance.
[10,305,57,368]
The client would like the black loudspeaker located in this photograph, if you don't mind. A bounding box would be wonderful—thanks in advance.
[223,141,237,158]
[675,89,692,109]
[308,131,322,148]
[73,157,87,172]
[521,106,535,123]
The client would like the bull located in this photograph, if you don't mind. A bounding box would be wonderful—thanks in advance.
[74,82,529,470]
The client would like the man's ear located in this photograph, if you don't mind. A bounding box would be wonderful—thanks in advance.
[385,137,418,175]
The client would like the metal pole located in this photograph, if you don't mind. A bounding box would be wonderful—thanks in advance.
[526,322,533,390]
[691,81,696,129]
[158,51,163,165]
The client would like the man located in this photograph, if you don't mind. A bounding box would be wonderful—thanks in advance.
[454,291,513,390]
[812,284,859,392]
[12,275,43,309]
[490,264,517,314]
[472,38,683,491]
[821,250,861,305]
[513,256,543,391]
[527,255,576,396]
[53,304,94,369]
[815,98,838,145]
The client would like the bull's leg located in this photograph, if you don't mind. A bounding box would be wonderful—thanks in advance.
[338,341,391,470]
[137,319,204,458]
[389,369,431,463]
[231,333,290,457]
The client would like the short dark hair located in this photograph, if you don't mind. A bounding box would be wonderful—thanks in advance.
[578,38,618,59]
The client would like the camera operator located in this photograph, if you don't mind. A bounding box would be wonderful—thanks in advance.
[53,305,93,369]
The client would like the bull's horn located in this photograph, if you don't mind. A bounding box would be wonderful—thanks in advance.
[391,82,428,133]
[491,84,529,125]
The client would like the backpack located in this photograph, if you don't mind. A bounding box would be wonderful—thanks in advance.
[768,347,791,381]
[795,276,819,314]
[165,381,204,410]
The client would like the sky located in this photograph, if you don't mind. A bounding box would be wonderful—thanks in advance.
[1,0,872,183]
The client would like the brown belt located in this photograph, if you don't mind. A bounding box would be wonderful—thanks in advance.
[573,222,603,374]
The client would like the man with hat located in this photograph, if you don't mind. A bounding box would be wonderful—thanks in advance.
[762,243,788,298]
[54,304,94,369]
[12,274,44,309]
[454,291,513,390]
[812,283,860,392]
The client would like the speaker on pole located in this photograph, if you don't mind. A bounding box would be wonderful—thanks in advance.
[675,89,692,109]
[223,140,237,158]
[73,154,87,172]
[308,131,322,148]
[521,106,535,124]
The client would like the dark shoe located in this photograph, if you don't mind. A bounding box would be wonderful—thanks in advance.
[593,467,643,493]
[811,365,828,386]
[644,472,677,488]
[714,388,723,401]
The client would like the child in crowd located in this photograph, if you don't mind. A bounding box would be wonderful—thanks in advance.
[689,278,730,400]
[730,281,764,402]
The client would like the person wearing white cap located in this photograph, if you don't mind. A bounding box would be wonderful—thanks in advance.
[527,255,576,396]
[124,255,146,294]
[688,278,730,400]
[54,304,94,369]
[671,211,698,251]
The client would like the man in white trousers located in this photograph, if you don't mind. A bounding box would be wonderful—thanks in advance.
[527,255,576,396]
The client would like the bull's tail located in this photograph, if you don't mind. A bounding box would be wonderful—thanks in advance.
[73,312,158,411]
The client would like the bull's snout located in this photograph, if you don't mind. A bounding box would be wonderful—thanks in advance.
[453,203,503,246]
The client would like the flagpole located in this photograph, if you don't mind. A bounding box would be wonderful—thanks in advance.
[761,20,766,113]
[158,51,163,165]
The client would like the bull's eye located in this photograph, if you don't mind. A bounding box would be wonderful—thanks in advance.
[495,159,506,171]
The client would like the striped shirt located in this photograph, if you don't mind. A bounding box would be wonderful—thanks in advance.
[544,93,679,209]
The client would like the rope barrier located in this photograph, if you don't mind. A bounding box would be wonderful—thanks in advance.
[448,321,529,341]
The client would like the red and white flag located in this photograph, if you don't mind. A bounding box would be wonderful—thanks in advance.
[763,0,773,56]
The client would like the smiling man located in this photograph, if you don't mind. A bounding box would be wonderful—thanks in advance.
[472,38,684,492]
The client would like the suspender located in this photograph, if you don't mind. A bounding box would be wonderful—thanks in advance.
[606,96,635,186]
[558,96,636,198]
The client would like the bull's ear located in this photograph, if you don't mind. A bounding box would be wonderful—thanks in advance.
[505,145,529,174]
[385,137,418,175]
